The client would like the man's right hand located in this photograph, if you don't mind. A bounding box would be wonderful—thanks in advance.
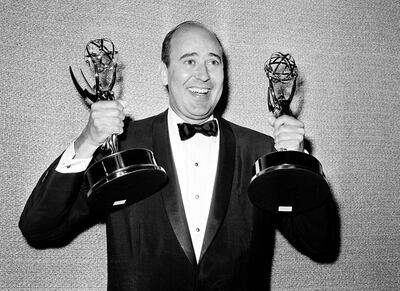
[74,100,127,159]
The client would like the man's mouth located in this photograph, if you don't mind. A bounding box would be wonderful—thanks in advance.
[188,87,210,95]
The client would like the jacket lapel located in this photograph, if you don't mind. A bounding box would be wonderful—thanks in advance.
[199,117,236,262]
[152,111,197,266]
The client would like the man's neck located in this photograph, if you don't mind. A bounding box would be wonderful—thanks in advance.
[168,107,214,124]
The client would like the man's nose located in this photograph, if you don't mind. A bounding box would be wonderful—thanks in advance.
[194,63,210,81]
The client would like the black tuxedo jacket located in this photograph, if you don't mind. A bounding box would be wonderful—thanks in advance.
[20,110,340,290]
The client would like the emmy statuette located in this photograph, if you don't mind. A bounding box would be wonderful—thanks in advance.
[248,52,331,214]
[70,39,168,213]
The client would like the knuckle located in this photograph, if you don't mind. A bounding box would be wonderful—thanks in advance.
[90,110,98,118]
[111,116,120,125]
[91,103,100,110]
[112,108,123,117]
[92,119,101,128]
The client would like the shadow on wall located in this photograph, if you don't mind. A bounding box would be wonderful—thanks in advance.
[214,52,230,116]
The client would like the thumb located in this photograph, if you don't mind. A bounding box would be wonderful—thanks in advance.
[267,115,276,127]
[118,100,128,108]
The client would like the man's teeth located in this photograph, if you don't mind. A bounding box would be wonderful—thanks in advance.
[189,88,209,94]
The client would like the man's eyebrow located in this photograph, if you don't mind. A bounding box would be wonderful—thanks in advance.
[179,52,222,62]
[179,52,198,60]
[209,52,222,62]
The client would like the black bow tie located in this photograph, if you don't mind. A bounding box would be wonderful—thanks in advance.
[177,120,218,141]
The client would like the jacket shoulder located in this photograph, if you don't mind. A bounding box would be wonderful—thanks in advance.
[222,118,274,150]
[119,111,166,150]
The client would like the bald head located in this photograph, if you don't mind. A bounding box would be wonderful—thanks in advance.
[159,20,225,123]
[161,21,224,67]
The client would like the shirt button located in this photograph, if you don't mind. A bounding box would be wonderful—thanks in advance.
[195,195,199,199]
[195,228,200,232]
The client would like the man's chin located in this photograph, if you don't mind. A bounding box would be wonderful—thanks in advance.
[185,111,214,123]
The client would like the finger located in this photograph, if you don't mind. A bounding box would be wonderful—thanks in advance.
[267,115,276,127]
[273,124,305,138]
[275,139,304,152]
[118,100,128,108]
[92,100,126,111]
[103,125,124,136]
[83,116,124,146]
[92,116,124,129]
[275,132,304,144]
[91,108,125,120]
[91,101,126,119]
[274,115,304,129]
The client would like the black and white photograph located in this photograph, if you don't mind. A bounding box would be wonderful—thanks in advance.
[0,0,399,290]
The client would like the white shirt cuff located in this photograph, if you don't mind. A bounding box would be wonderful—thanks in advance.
[55,142,92,173]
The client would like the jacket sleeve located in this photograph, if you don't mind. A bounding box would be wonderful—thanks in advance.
[19,156,93,248]
[275,196,341,263]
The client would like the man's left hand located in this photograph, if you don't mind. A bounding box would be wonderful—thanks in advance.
[268,115,305,152]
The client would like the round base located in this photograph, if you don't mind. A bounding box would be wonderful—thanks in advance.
[85,149,168,213]
[248,151,330,213]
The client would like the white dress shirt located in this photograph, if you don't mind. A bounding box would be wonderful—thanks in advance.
[56,109,220,261]
[167,109,219,261]
[55,140,91,173]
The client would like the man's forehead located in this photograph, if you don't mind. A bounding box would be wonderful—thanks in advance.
[169,25,223,57]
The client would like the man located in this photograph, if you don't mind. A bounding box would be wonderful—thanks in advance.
[20,21,339,290]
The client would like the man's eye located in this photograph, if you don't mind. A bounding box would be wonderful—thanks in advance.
[208,59,220,66]
[184,59,195,65]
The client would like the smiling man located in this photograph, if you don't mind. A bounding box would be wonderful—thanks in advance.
[20,21,340,290]
[160,22,224,124]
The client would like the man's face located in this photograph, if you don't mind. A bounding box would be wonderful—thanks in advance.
[161,25,224,124]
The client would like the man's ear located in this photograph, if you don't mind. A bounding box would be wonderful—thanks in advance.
[159,61,168,86]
